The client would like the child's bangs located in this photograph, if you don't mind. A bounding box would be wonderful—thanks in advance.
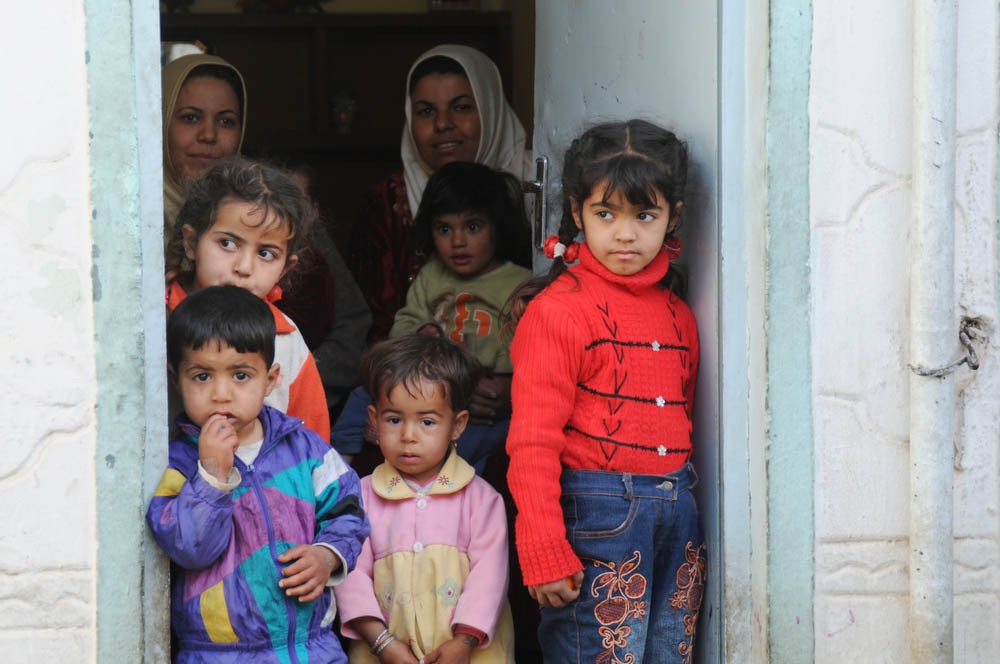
[241,198,295,241]
[593,156,668,208]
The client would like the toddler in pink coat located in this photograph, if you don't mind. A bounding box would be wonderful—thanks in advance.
[334,335,514,664]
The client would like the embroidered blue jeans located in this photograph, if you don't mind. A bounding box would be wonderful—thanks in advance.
[538,464,706,664]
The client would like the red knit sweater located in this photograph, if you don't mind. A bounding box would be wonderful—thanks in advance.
[506,243,699,585]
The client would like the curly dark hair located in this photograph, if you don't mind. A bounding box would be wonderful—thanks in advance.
[164,156,312,283]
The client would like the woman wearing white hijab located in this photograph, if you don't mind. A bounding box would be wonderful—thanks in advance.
[349,44,530,342]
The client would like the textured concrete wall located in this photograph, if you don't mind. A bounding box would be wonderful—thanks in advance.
[0,5,97,663]
[809,0,1000,660]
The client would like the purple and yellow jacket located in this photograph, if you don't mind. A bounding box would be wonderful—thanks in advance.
[147,406,370,663]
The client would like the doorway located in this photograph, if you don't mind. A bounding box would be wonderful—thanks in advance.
[532,2,764,661]
[107,1,761,660]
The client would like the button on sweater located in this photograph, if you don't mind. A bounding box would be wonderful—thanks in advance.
[506,243,699,586]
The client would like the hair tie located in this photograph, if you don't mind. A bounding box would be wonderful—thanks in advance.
[543,235,580,263]
[265,284,283,303]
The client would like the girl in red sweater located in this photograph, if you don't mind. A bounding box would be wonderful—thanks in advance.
[506,119,704,663]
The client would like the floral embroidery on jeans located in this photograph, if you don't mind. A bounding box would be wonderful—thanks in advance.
[589,551,647,664]
[671,541,707,663]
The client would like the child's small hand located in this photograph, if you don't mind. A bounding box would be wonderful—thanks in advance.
[528,571,584,608]
[469,374,512,424]
[421,635,476,664]
[199,413,239,481]
[416,323,443,337]
[277,545,340,603]
[376,639,419,664]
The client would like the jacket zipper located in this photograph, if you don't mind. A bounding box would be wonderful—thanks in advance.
[243,460,302,664]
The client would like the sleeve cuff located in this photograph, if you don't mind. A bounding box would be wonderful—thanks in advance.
[453,624,487,647]
[197,463,241,492]
[517,535,584,587]
[314,543,349,586]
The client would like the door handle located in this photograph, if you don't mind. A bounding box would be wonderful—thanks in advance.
[522,156,548,249]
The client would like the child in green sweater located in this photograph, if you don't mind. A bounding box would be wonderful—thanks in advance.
[332,161,532,473]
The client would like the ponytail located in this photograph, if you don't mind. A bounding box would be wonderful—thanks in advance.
[503,208,580,335]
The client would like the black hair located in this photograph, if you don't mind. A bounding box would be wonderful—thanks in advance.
[507,119,689,327]
[184,64,245,120]
[361,335,481,413]
[165,156,312,282]
[167,285,276,370]
[411,161,532,269]
[408,55,468,95]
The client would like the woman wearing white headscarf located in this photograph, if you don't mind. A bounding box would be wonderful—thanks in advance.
[349,44,531,342]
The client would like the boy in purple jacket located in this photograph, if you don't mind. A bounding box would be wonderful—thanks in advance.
[147,285,369,663]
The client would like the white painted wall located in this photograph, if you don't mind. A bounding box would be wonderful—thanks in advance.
[0,5,97,663]
[810,0,1000,660]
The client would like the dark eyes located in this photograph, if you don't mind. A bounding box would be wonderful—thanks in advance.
[413,102,475,118]
[593,210,657,222]
[433,221,485,235]
[176,112,239,127]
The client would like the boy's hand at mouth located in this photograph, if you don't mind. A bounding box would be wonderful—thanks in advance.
[199,413,239,481]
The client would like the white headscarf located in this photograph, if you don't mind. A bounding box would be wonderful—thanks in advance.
[401,44,530,214]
